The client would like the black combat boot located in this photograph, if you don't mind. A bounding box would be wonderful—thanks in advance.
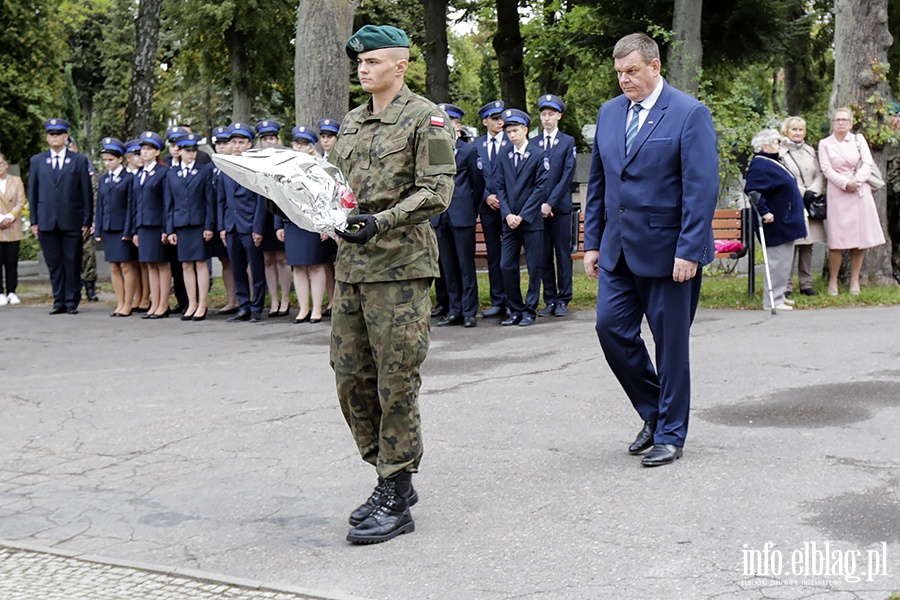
[346,472,415,544]
[349,475,418,526]
[84,280,99,302]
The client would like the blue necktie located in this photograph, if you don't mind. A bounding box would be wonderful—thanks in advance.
[625,104,643,155]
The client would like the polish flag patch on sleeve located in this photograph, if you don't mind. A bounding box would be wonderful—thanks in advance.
[430,115,445,127]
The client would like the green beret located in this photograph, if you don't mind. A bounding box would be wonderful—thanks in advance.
[345,25,410,61]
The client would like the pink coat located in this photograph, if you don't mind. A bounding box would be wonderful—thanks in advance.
[817,133,885,250]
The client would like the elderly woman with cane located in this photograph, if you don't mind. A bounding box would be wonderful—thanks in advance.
[745,129,808,311]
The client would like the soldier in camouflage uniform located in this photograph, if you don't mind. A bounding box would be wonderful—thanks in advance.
[68,138,100,301]
[328,25,456,544]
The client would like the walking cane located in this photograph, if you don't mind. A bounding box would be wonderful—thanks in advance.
[747,191,777,315]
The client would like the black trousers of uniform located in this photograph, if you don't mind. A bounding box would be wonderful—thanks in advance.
[479,208,505,308]
[436,220,478,318]
[227,231,266,313]
[541,212,574,306]
[0,241,20,294]
[39,228,83,310]
[500,225,543,318]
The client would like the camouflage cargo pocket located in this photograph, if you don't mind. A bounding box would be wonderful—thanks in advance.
[387,287,430,374]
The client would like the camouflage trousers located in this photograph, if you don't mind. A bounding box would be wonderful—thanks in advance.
[330,278,431,479]
[81,229,97,282]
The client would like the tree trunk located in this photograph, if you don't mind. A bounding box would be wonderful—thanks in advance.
[667,0,702,96]
[536,0,571,98]
[783,0,817,115]
[124,0,162,137]
[493,0,527,111]
[421,0,449,103]
[832,0,895,285]
[294,0,357,125]
[224,23,252,124]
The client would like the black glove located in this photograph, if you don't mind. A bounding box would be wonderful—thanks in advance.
[337,214,378,244]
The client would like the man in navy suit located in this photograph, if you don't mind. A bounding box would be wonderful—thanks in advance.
[583,33,718,467]
[531,94,577,318]
[28,119,93,314]
[473,100,509,318]
[496,109,547,327]
[434,103,485,328]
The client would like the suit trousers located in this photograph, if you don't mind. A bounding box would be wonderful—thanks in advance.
[787,243,813,293]
[40,228,83,310]
[541,212,574,306]
[0,241,19,294]
[436,221,478,317]
[226,231,266,313]
[595,253,702,446]
[479,209,505,308]
[500,226,543,318]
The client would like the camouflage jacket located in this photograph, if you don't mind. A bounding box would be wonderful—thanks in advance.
[330,84,456,283]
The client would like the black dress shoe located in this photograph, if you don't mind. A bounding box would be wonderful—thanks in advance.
[500,314,522,326]
[349,476,419,526]
[268,310,280,318]
[141,312,153,319]
[180,312,196,321]
[554,303,568,317]
[800,288,819,296]
[628,420,657,455]
[481,306,506,318]
[50,306,66,315]
[192,312,206,322]
[347,473,416,544]
[538,304,555,317]
[437,314,463,327]
[217,306,239,315]
[172,304,186,315]
[642,443,683,467]
[293,313,310,324]
[309,317,321,324]
[132,306,150,313]
[430,304,446,318]
[66,308,79,314]
[463,316,477,328]
[115,312,131,318]
[518,315,536,326]
[227,308,251,322]
[109,311,119,317]
[249,312,262,323]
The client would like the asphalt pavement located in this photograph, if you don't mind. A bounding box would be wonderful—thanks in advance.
[1,296,899,599]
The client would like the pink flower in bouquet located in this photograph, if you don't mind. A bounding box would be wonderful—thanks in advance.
[339,184,357,209]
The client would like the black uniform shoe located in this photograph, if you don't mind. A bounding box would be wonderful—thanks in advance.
[217,306,239,315]
[249,312,262,323]
[437,314,463,327]
[349,476,419,526]
[227,308,251,322]
[518,315,536,326]
[641,443,683,467]
[430,304,447,318]
[347,472,416,544]
[628,420,657,455]
[481,306,506,318]
[463,316,477,328]
[66,308,79,314]
[554,303,568,317]
[500,314,522,326]
[538,304,555,317]
[800,288,819,296]
[49,306,66,315]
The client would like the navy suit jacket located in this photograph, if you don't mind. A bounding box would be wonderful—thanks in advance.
[584,82,718,278]
[95,169,133,235]
[164,163,216,233]
[496,144,548,232]
[127,163,170,231]
[529,131,576,214]
[432,138,485,228]
[217,172,266,235]
[27,150,93,231]
[473,132,511,209]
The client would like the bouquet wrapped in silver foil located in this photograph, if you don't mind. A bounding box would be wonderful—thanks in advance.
[211,148,357,236]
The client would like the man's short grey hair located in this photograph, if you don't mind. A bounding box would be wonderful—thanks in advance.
[751,129,783,153]
[613,33,660,63]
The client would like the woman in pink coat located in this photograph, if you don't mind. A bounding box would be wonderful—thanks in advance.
[818,107,886,295]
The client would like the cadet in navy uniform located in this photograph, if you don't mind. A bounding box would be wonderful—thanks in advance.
[496,109,547,326]
[532,94,577,317]
[217,122,267,322]
[28,119,93,314]
[164,133,215,321]
[209,125,240,314]
[473,101,509,318]
[317,118,340,160]
[124,138,152,313]
[128,131,172,319]
[256,119,292,317]
[94,137,138,317]
[162,125,212,166]
[434,103,484,328]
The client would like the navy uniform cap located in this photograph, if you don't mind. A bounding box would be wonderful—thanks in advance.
[165,126,188,142]
[229,122,255,140]
[292,126,318,144]
[212,126,232,143]
[176,133,201,149]
[255,120,281,136]
[100,137,126,156]
[502,109,531,128]
[345,25,410,61]
[478,101,505,119]
[537,94,565,113]
[139,131,164,150]
[438,103,465,120]
[169,131,188,145]
[44,118,70,133]
[317,118,340,135]
[124,139,142,154]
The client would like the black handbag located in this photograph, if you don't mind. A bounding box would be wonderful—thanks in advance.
[803,189,827,220]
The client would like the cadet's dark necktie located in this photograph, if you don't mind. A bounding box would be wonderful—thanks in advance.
[625,104,643,155]
[490,138,497,163]
[140,170,147,186]
[545,136,551,152]
[53,156,59,171]
[514,152,520,168]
